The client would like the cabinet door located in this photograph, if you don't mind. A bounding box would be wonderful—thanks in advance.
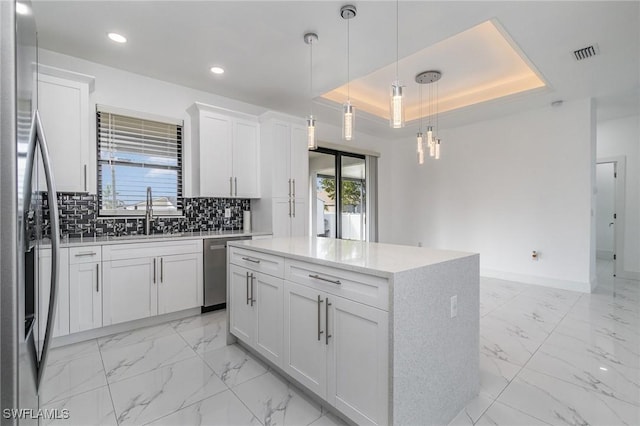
[102,257,157,326]
[283,281,327,398]
[38,74,89,193]
[291,199,307,237]
[290,124,309,201]
[157,253,203,315]
[200,113,233,197]
[69,261,102,333]
[233,119,260,198]
[326,296,389,426]
[254,273,283,368]
[229,264,255,343]
[272,121,292,199]
[272,199,292,238]
[39,247,70,338]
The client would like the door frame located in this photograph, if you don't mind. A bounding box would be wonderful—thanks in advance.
[597,156,626,278]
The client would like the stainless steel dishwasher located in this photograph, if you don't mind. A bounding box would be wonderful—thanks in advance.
[202,237,250,312]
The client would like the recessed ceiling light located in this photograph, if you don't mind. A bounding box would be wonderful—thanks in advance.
[16,2,30,15]
[210,67,225,75]
[599,366,608,371]
[108,33,127,44]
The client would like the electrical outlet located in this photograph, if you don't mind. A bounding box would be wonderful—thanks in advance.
[450,295,458,318]
[224,208,231,218]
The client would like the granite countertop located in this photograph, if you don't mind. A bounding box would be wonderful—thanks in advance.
[50,230,272,248]
[229,237,477,278]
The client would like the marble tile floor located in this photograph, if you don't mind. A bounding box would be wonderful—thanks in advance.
[41,259,639,425]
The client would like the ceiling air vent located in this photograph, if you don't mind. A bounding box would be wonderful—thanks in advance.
[573,44,599,61]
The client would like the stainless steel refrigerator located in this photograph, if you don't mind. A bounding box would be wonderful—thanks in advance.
[1,1,61,424]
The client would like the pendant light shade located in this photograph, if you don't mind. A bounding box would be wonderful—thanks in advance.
[416,132,423,153]
[390,81,405,128]
[342,101,354,141]
[307,116,316,149]
[435,139,441,160]
[304,32,318,150]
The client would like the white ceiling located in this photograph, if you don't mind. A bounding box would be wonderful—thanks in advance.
[32,1,640,138]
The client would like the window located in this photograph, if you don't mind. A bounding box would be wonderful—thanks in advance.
[97,107,183,216]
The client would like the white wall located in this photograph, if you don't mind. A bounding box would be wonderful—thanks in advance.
[597,114,640,278]
[386,99,596,292]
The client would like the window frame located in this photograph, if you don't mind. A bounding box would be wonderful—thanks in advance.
[96,106,184,217]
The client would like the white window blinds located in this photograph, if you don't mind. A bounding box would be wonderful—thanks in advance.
[97,109,183,216]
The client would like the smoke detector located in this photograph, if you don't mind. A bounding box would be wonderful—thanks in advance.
[573,44,599,61]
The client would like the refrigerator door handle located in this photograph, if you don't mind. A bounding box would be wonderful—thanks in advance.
[24,111,61,390]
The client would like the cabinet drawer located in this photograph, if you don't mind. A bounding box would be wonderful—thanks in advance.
[229,247,284,277]
[285,259,389,311]
[102,239,202,261]
[69,246,102,264]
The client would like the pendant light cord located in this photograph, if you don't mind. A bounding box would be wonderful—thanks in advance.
[309,38,313,115]
[347,17,350,101]
[419,84,423,132]
[395,0,399,79]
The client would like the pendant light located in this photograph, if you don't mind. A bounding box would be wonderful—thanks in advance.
[416,70,442,161]
[341,5,356,141]
[304,33,319,150]
[416,80,424,165]
[389,0,404,128]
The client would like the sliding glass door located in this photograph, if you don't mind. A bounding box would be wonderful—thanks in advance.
[310,148,367,241]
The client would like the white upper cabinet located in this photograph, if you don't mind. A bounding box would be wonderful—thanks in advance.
[188,103,260,198]
[37,66,94,193]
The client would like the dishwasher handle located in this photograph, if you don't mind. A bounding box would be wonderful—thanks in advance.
[208,244,226,250]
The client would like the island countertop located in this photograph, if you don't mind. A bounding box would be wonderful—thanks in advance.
[228,236,476,278]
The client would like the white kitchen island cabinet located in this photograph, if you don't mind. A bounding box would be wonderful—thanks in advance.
[228,237,479,426]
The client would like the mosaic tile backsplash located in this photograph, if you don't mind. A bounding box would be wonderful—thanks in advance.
[42,192,250,238]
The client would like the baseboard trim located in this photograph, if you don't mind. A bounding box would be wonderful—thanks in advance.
[617,270,640,281]
[481,269,591,293]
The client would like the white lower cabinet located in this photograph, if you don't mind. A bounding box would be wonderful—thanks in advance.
[102,240,203,326]
[230,250,389,426]
[69,261,102,332]
[39,247,70,338]
[102,257,157,326]
[157,253,203,315]
[283,280,328,398]
[229,264,284,367]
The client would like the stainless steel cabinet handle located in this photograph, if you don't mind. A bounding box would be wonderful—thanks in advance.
[309,274,342,285]
[326,298,331,345]
[84,164,87,192]
[317,295,324,341]
[250,273,256,306]
[75,251,97,257]
[288,199,291,217]
[235,177,238,196]
[160,257,164,283]
[230,177,233,197]
[288,179,292,197]
[293,178,296,198]
[153,258,157,284]
[96,263,100,292]
[293,200,296,218]
[246,272,250,305]
[241,256,260,264]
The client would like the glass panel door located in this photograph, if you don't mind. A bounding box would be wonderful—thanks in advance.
[340,156,366,241]
[309,149,367,241]
[309,151,337,238]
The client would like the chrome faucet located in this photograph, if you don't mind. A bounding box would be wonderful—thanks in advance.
[145,186,154,235]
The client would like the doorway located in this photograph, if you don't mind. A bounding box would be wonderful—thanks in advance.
[309,148,369,241]
[596,158,626,281]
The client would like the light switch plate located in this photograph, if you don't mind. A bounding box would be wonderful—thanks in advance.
[450,295,458,318]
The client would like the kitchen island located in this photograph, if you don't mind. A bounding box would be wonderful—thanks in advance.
[227,237,479,426]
